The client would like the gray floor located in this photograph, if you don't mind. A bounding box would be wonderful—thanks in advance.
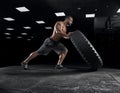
[0,65,120,93]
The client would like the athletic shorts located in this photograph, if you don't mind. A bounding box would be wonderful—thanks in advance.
[36,38,68,55]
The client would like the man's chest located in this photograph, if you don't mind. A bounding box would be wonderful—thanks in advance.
[62,25,67,32]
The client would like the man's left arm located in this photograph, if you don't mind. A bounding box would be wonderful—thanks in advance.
[63,32,73,39]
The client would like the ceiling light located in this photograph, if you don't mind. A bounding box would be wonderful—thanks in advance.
[95,9,98,11]
[21,33,27,35]
[86,14,95,18]
[6,37,11,39]
[23,26,31,29]
[6,28,14,30]
[16,7,30,12]
[36,21,45,24]
[3,17,15,21]
[117,8,120,13]
[4,33,11,35]
[27,39,31,41]
[77,8,81,10]
[31,36,34,38]
[45,27,52,30]
[17,36,22,39]
[55,12,66,17]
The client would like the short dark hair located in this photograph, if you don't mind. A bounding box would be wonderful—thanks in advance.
[65,16,73,20]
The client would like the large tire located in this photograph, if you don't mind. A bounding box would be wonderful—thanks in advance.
[70,30,103,69]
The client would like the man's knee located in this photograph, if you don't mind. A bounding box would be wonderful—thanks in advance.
[61,49,68,55]
[64,48,68,54]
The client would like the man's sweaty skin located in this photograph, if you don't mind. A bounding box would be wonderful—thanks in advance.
[50,21,70,42]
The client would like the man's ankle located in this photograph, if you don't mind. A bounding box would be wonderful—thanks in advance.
[22,61,27,64]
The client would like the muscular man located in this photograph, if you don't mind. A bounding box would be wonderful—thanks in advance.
[21,16,73,70]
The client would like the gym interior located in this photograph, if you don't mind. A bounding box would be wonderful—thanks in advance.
[0,0,120,93]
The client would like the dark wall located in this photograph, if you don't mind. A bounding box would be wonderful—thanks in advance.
[94,16,120,68]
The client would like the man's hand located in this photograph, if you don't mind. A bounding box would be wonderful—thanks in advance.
[67,32,73,37]
[63,32,73,39]
[63,36,70,39]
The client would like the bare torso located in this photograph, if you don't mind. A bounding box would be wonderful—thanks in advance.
[50,21,67,42]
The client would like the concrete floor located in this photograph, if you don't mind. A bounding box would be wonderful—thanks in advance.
[0,65,120,93]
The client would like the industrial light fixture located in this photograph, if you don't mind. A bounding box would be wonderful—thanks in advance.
[95,9,98,12]
[6,28,14,30]
[16,6,30,12]
[55,12,66,17]
[3,17,15,21]
[36,20,45,24]
[117,8,120,13]
[17,36,22,39]
[45,27,52,30]
[21,33,27,35]
[77,8,81,10]
[86,14,95,18]
[27,39,31,41]
[4,33,11,35]
[23,26,31,29]
[6,37,11,39]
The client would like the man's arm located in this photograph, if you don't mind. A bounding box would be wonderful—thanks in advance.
[63,32,73,39]
[55,22,69,37]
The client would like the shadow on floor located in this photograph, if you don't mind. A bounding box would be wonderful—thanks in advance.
[3,65,93,77]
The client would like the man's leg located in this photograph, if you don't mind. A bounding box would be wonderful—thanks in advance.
[21,38,54,70]
[57,50,68,65]
[21,51,40,70]
[23,51,40,64]
[55,50,68,69]
[54,42,68,69]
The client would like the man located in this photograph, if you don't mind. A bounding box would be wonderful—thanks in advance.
[21,16,73,70]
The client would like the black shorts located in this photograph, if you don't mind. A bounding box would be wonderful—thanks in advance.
[36,38,68,55]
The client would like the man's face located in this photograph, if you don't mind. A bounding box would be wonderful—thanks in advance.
[67,17,73,26]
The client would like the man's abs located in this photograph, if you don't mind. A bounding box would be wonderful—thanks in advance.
[50,30,62,42]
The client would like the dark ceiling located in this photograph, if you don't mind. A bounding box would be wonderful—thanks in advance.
[0,0,119,41]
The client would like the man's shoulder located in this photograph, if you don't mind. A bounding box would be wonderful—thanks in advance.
[56,21,64,24]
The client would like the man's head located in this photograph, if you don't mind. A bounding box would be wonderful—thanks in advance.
[64,16,73,26]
